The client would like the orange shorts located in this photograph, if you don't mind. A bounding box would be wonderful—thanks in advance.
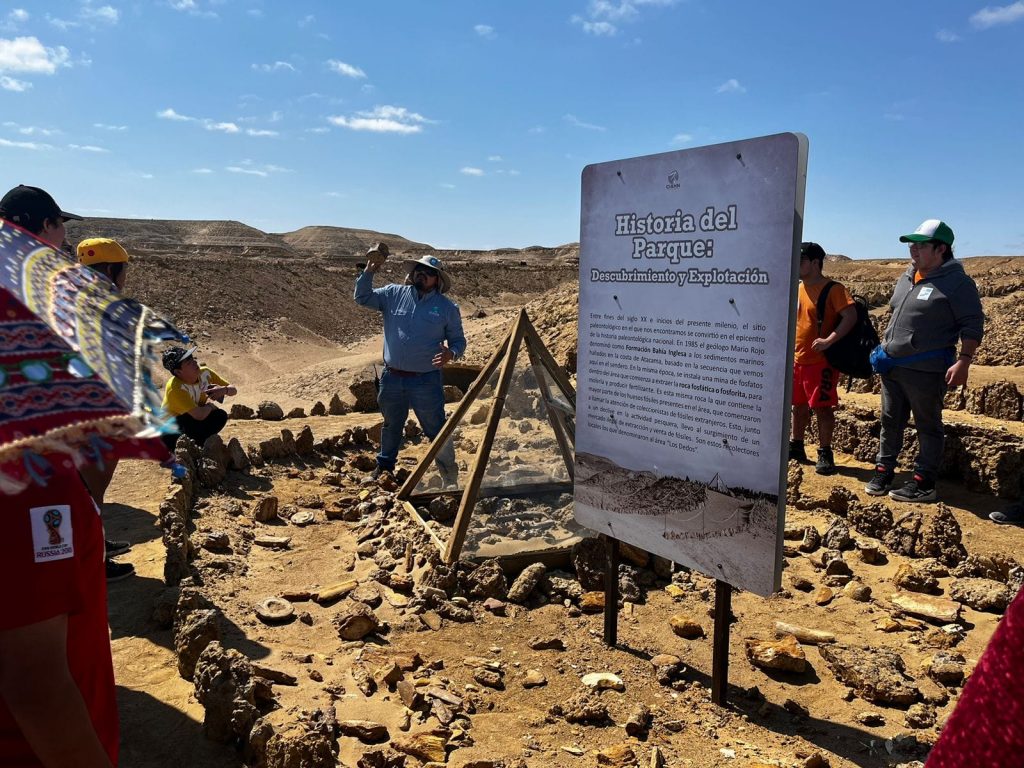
[793,361,840,408]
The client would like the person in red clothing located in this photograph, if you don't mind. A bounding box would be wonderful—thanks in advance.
[925,585,1024,767]
[0,465,118,767]
[790,241,857,475]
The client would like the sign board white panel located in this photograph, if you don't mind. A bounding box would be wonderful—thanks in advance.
[574,132,807,596]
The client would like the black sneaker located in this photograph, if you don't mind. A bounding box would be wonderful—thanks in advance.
[789,440,809,464]
[815,447,837,476]
[106,559,135,582]
[889,474,937,503]
[864,465,895,496]
[106,539,131,557]
[989,503,1024,525]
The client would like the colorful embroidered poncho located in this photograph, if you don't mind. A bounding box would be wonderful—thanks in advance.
[0,221,184,493]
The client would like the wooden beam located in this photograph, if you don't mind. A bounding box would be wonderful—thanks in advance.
[397,322,513,500]
[400,500,447,556]
[525,341,576,480]
[443,309,527,563]
[520,320,576,408]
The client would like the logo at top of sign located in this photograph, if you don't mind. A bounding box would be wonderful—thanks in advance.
[666,170,680,190]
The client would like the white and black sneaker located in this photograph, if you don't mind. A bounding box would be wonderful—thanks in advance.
[864,465,895,496]
[106,560,135,582]
[889,474,937,503]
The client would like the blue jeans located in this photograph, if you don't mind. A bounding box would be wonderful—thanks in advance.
[376,368,455,473]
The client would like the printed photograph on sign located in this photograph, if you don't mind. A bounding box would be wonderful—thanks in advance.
[574,133,807,596]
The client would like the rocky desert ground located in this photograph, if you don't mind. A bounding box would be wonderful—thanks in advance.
[65,218,1024,768]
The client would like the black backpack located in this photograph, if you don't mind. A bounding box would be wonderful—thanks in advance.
[815,281,879,379]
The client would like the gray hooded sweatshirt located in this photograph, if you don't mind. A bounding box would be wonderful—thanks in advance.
[882,259,984,373]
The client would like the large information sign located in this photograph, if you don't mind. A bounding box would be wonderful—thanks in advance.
[574,133,807,596]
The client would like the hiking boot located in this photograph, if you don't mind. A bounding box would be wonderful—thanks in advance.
[368,465,384,481]
[989,502,1024,525]
[889,474,937,503]
[106,539,131,557]
[106,559,135,582]
[864,465,895,496]
[815,447,837,476]
[788,440,809,464]
[439,466,459,490]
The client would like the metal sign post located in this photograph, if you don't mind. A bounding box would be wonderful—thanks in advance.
[711,579,732,706]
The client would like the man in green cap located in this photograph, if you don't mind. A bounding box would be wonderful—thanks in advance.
[865,219,983,503]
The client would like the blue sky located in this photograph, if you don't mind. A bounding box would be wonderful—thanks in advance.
[1,1,1022,257]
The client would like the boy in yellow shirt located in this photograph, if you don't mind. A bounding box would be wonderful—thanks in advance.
[161,346,236,450]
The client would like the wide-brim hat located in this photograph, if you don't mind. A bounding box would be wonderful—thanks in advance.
[403,254,452,294]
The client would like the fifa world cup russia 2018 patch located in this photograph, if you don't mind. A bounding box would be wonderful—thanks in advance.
[30,504,74,562]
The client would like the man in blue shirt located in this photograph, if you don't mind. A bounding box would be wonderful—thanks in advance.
[355,246,466,485]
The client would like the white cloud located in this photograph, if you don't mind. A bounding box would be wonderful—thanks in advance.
[80,5,119,24]
[327,105,433,134]
[227,165,267,177]
[0,75,30,91]
[247,8,263,17]
[268,110,283,122]
[671,132,693,145]
[157,107,195,121]
[528,125,546,134]
[252,60,295,73]
[474,24,495,38]
[564,113,606,131]
[7,9,29,23]
[298,14,315,27]
[716,78,746,94]
[3,122,59,135]
[306,126,330,134]
[206,121,240,134]
[440,183,456,189]
[0,137,51,149]
[488,155,503,162]
[169,0,218,19]
[935,28,961,42]
[246,128,278,137]
[0,36,71,74]
[573,16,617,35]
[326,59,366,78]
[573,0,677,35]
[460,167,484,176]
[68,143,110,153]
[191,167,213,173]
[46,15,79,31]
[970,1,1024,28]
[94,122,127,131]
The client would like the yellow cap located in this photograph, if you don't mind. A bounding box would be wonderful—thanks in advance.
[78,237,129,266]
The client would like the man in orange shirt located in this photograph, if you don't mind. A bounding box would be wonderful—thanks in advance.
[790,242,857,474]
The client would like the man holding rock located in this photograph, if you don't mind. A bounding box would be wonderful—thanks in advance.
[354,243,465,485]
[865,220,983,503]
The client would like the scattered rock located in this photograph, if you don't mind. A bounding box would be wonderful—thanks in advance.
[580,592,605,613]
[814,587,834,606]
[822,520,853,551]
[551,691,609,724]
[349,380,378,413]
[226,437,250,470]
[337,720,389,743]
[844,582,872,602]
[507,563,547,604]
[464,559,508,600]
[670,614,706,639]
[329,393,349,415]
[950,577,1013,613]
[818,644,919,705]
[193,642,260,743]
[252,496,280,522]
[257,401,285,421]
[892,563,939,594]
[774,622,835,645]
[295,425,315,455]
[391,733,447,763]
[745,635,807,673]
[310,401,327,416]
[572,537,607,591]
[905,703,937,729]
[596,743,636,767]
[890,591,962,624]
[799,526,822,553]
[333,601,381,641]
[624,704,651,737]
[255,597,295,624]
[254,534,291,549]
[581,672,624,691]
[522,669,547,688]
[528,636,566,651]
[229,403,254,420]
[923,651,966,686]
[175,608,221,681]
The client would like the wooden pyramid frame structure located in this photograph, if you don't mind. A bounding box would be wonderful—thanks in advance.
[397,309,577,565]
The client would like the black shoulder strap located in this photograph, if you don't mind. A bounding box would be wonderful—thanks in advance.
[815,281,836,336]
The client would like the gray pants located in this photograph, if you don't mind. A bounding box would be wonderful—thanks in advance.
[877,367,947,480]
